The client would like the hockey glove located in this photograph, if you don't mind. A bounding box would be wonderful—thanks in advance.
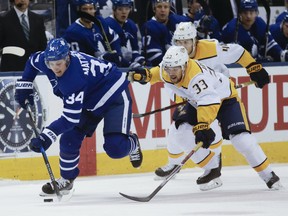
[101,51,121,66]
[246,62,270,89]
[127,67,151,84]
[30,128,57,153]
[15,79,34,109]
[193,123,215,149]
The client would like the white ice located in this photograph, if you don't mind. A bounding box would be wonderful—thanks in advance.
[1,164,287,216]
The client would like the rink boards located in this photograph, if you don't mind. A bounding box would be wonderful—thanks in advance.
[0,63,287,180]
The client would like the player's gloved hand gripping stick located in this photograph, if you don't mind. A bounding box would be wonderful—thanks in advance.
[26,103,62,201]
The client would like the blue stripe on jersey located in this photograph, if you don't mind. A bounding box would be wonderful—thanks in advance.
[87,72,127,111]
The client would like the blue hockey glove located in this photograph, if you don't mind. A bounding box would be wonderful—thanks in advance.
[101,51,121,65]
[30,128,57,153]
[197,15,220,38]
[129,56,146,69]
[246,62,270,89]
[193,123,215,149]
[15,79,34,109]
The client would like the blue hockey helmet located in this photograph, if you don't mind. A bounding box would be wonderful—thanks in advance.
[151,0,171,5]
[112,0,133,10]
[73,0,98,6]
[44,38,70,62]
[112,0,133,7]
[239,0,258,12]
[283,14,288,23]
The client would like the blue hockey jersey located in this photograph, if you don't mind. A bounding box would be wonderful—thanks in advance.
[105,15,145,67]
[270,22,288,50]
[22,51,129,136]
[140,14,190,66]
[62,16,122,60]
[222,17,283,62]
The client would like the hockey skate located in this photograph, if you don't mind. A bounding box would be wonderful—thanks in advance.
[40,177,74,197]
[154,164,179,180]
[197,154,223,191]
[129,133,143,168]
[266,172,284,190]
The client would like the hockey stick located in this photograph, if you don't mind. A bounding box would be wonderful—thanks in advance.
[260,0,271,58]
[77,11,113,53]
[132,81,255,118]
[234,0,241,43]
[234,80,255,88]
[133,101,186,118]
[26,104,62,201]
[1,46,25,56]
[119,142,203,202]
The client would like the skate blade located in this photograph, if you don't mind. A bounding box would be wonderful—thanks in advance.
[40,188,75,202]
[270,182,285,191]
[199,177,223,191]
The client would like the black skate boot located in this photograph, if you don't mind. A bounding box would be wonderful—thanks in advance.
[41,177,74,196]
[154,164,179,180]
[196,154,222,191]
[266,172,284,190]
[129,133,143,168]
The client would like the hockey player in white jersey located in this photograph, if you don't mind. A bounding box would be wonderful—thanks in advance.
[129,31,282,190]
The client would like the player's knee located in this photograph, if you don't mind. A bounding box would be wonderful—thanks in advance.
[230,131,258,154]
[60,128,85,154]
[104,133,130,159]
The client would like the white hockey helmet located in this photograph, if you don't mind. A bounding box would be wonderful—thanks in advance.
[172,22,197,43]
[162,46,189,70]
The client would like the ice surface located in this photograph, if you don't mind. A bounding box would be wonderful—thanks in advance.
[1,164,287,216]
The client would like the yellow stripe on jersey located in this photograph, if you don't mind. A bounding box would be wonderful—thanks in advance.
[197,151,215,168]
[194,40,218,60]
[197,104,220,125]
[253,158,270,172]
[168,151,185,159]
[209,139,223,149]
[235,49,257,68]
[236,96,251,131]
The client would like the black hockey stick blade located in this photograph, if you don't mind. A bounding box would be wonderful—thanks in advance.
[119,142,203,202]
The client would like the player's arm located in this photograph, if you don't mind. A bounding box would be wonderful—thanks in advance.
[190,74,221,149]
[218,42,270,89]
[29,90,84,153]
[127,66,162,85]
[15,52,44,109]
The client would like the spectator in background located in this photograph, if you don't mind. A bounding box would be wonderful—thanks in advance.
[62,0,123,66]
[0,0,47,72]
[55,0,78,37]
[275,0,288,23]
[184,0,205,23]
[222,0,287,62]
[140,0,190,66]
[105,0,147,68]
[270,14,288,51]
[208,0,239,29]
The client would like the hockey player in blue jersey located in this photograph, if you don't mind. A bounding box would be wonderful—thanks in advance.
[14,38,143,196]
[62,0,123,66]
[275,0,288,24]
[270,15,288,51]
[184,0,203,22]
[141,0,190,66]
[222,0,287,62]
[105,0,147,68]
